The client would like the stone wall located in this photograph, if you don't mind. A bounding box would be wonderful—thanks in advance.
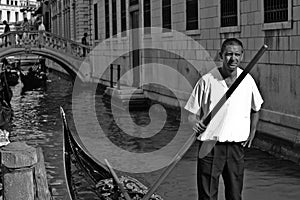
[56,0,300,149]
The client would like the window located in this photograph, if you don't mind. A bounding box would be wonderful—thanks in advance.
[0,11,2,21]
[262,0,291,30]
[15,1,17,6]
[129,0,139,6]
[121,0,127,36]
[186,0,198,30]
[112,0,117,36]
[11,1,13,5]
[144,0,151,34]
[15,12,19,22]
[45,12,50,31]
[264,0,288,23]
[221,0,237,27]
[7,11,10,22]
[162,0,171,31]
[6,0,9,5]
[105,0,110,38]
[94,3,98,40]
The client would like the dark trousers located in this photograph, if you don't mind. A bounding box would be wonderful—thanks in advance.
[197,142,245,200]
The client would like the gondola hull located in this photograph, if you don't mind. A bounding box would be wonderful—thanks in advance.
[60,108,163,200]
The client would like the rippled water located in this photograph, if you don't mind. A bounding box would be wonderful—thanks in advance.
[8,73,300,200]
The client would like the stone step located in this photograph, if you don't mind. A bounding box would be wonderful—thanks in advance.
[110,97,149,110]
[105,87,144,96]
[104,86,149,110]
[115,94,146,100]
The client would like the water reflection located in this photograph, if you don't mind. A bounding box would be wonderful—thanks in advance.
[8,73,300,200]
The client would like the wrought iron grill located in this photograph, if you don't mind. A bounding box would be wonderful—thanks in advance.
[221,0,238,27]
[264,0,288,23]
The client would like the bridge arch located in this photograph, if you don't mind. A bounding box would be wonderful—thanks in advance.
[0,31,92,83]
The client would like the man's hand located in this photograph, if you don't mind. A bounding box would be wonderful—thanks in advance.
[242,132,255,148]
[187,114,207,136]
[242,110,260,148]
[193,121,207,136]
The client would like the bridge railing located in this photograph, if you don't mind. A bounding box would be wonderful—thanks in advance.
[0,31,92,59]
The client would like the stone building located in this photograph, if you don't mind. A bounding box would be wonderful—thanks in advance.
[0,0,38,34]
[47,0,300,160]
[44,0,92,42]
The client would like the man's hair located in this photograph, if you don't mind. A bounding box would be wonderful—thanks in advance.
[220,38,244,54]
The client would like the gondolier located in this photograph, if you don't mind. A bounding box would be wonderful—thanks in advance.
[185,38,264,200]
[0,59,13,130]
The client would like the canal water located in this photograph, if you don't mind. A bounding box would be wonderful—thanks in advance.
[8,72,300,200]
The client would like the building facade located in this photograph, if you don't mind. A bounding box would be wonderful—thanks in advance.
[45,0,91,42]
[0,0,39,34]
[47,0,300,155]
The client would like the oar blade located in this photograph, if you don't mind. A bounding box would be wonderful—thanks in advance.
[198,140,218,158]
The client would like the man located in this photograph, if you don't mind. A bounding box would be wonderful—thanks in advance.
[0,58,13,100]
[185,38,263,200]
[81,32,88,57]
[38,21,46,48]
[38,21,46,31]
[21,17,30,41]
[3,20,10,47]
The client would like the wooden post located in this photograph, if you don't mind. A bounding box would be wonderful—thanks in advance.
[35,147,52,200]
[117,65,121,89]
[110,64,114,88]
[0,142,37,200]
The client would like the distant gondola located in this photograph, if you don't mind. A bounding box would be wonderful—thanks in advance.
[60,107,163,200]
[20,67,47,91]
[3,69,19,86]
[0,71,13,130]
[1,57,19,86]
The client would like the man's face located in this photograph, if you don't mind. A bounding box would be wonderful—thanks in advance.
[220,44,243,73]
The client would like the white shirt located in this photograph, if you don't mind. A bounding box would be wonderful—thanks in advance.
[184,67,263,142]
[38,24,45,31]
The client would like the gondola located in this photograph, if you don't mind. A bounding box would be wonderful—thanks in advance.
[1,58,19,86]
[20,68,47,91]
[60,107,163,200]
[2,69,19,87]
[0,72,13,130]
[0,101,12,130]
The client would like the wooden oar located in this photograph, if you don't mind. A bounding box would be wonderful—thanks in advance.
[141,44,268,200]
[104,159,132,200]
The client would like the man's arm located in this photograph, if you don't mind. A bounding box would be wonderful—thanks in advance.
[187,113,206,135]
[243,110,260,147]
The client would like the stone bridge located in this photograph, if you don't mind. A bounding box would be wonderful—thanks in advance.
[0,31,92,82]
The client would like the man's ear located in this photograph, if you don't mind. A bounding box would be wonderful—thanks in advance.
[241,51,244,61]
[219,52,223,59]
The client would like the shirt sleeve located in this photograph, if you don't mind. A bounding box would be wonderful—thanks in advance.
[251,80,264,112]
[184,79,204,115]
